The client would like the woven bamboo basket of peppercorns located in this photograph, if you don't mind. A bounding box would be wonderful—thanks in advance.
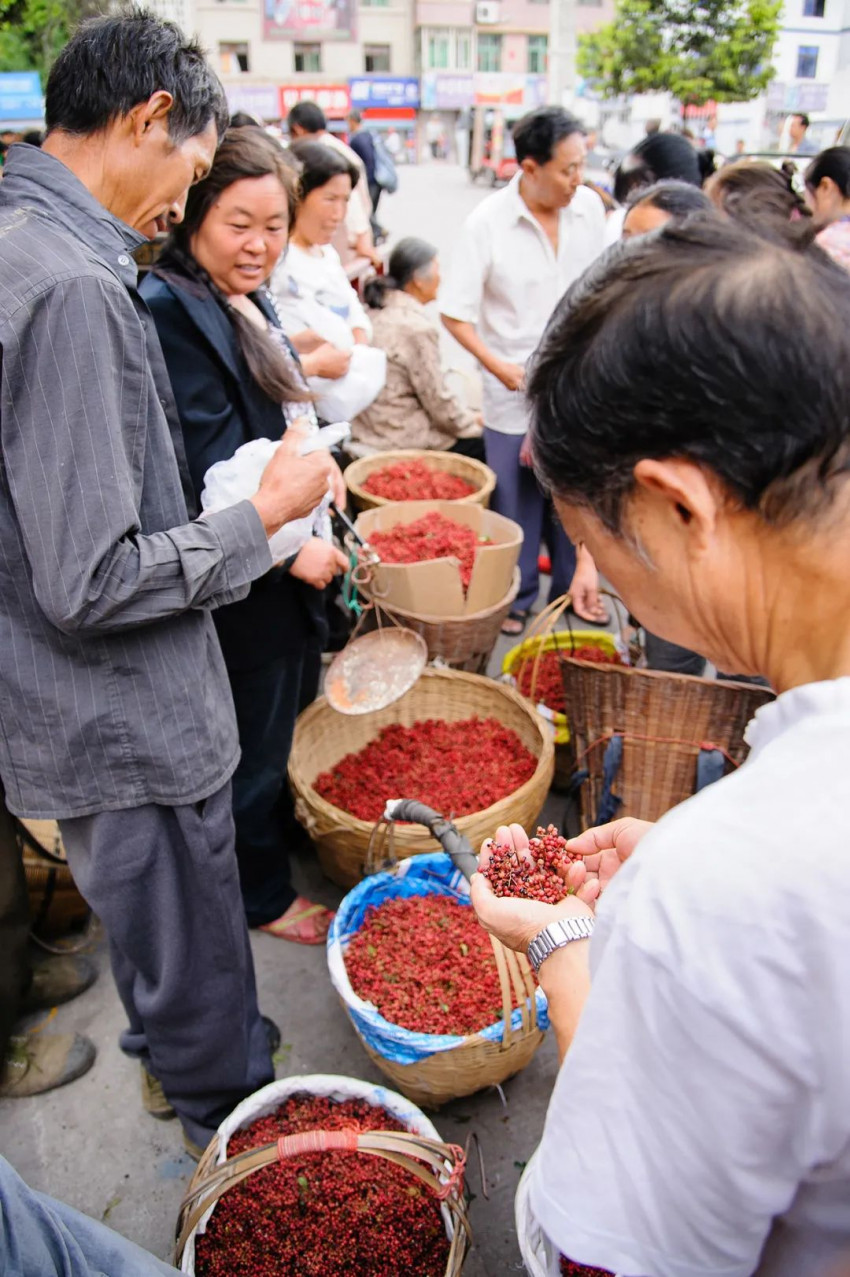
[345,449,496,511]
[289,668,555,888]
[331,857,546,1108]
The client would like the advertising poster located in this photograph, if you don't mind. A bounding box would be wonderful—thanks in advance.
[264,0,356,41]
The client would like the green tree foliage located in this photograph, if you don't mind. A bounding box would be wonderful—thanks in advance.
[577,0,782,105]
[0,0,107,79]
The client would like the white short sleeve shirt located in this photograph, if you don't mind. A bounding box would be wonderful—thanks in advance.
[439,176,606,434]
[530,678,850,1277]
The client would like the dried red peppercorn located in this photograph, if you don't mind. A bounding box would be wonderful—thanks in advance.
[345,894,520,1035]
[560,1258,614,1276]
[194,1095,450,1277]
[369,511,483,589]
[362,459,477,502]
[482,825,579,903]
[314,717,538,823]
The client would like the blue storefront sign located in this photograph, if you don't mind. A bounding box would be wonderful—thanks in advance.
[349,76,420,110]
[0,71,44,122]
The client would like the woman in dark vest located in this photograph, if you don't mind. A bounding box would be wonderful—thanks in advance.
[142,127,346,943]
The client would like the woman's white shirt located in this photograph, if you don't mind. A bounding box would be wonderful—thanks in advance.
[270,241,372,349]
[532,677,850,1277]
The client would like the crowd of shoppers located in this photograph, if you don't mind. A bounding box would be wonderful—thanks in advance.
[1,9,849,1274]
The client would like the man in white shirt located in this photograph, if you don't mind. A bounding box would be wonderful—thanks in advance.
[440,107,606,629]
[287,100,380,269]
[471,218,850,1277]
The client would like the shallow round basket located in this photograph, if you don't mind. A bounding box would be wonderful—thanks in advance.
[367,568,520,674]
[329,855,547,1108]
[176,1074,469,1275]
[289,667,554,888]
[345,449,496,511]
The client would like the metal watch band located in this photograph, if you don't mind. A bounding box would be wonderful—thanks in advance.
[526,916,595,974]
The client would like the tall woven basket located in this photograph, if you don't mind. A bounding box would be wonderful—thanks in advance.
[345,449,496,511]
[365,568,520,674]
[560,660,774,826]
[14,816,90,939]
[289,668,554,887]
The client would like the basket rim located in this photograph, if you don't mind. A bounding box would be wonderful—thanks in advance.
[367,567,521,625]
[290,668,554,844]
[346,449,496,507]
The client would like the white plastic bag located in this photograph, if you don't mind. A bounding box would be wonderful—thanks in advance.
[199,423,349,562]
[179,1073,446,1274]
[311,345,386,421]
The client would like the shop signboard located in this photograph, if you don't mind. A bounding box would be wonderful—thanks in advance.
[279,82,351,118]
[0,71,43,123]
[420,73,474,111]
[349,76,420,110]
[264,0,355,41]
[473,73,547,108]
[225,84,280,120]
[766,80,828,113]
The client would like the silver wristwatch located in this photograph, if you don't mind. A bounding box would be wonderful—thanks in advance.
[526,917,595,973]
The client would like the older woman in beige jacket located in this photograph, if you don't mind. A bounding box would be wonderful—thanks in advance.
[351,238,484,458]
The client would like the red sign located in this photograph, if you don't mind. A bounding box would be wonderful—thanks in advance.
[279,83,351,119]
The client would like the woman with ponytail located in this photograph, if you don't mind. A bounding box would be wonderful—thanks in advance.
[140,126,344,944]
[806,147,850,271]
[351,237,483,458]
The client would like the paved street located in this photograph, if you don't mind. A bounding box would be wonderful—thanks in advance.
[0,163,569,1276]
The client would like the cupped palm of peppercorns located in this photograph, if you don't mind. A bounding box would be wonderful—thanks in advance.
[482,825,579,903]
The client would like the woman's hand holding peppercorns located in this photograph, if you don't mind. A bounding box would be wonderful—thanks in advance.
[470,823,597,956]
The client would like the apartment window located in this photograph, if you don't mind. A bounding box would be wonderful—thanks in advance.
[294,42,322,72]
[364,43,391,72]
[527,34,548,73]
[456,29,472,69]
[477,32,503,72]
[427,28,451,69]
[219,41,249,73]
[796,43,819,77]
[803,0,825,13]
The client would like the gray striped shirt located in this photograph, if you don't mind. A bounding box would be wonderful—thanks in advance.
[0,145,274,818]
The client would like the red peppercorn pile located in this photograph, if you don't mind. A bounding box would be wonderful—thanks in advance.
[369,511,482,589]
[517,647,622,715]
[482,825,579,903]
[314,717,538,823]
[362,459,477,502]
[560,1258,614,1276]
[345,894,511,1035]
[194,1095,450,1277]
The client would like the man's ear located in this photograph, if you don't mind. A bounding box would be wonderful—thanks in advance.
[128,91,174,143]
[632,458,720,548]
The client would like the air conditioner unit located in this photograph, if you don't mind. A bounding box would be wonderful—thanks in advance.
[475,1,501,24]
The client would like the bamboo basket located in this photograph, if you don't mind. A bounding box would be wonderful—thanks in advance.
[175,1075,470,1275]
[330,853,546,1108]
[365,568,520,674]
[15,817,90,939]
[502,596,625,790]
[561,660,774,826]
[346,449,496,511]
[289,668,554,888]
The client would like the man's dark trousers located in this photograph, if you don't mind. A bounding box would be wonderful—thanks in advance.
[60,782,272,1146]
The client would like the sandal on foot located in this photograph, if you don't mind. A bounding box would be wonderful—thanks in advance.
[501,609,529,636]
[258,897,335,945]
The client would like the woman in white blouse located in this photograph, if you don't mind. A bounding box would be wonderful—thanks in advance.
[270,141,372,356]
[472,219,850,1277]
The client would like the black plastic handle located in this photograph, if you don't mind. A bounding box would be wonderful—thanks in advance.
[384,800,479,881]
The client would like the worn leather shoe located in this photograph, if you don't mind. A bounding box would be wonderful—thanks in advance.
[20,955,98,1014]
[0,1031,96,1097]
[142,1016,281,1123]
